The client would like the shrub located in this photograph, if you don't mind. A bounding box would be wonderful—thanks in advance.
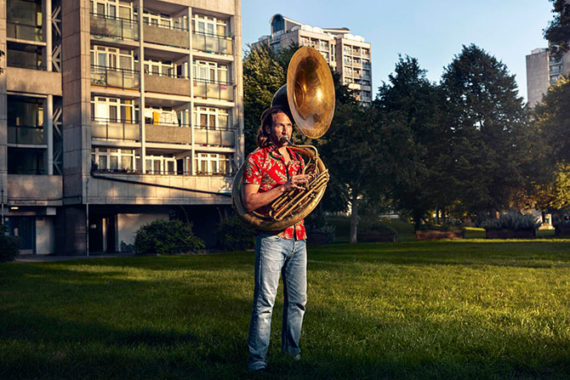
[134,219,205,255]
[481,213,542,231]
[0,225,19,262]
[216,216,255,251]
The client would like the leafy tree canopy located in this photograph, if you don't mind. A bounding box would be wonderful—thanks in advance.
[544,0,570,55]
[441,44,529,214]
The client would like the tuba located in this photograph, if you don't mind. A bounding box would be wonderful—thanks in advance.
[232,46,335,231]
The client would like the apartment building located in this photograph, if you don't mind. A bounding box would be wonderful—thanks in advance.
[526,47,570,107]
[255,14,372,106]
[1,0,243,255]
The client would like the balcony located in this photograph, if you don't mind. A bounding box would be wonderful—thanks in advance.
[145,124,191,144]
[194,126,235,147]
[193,79,234,102]
[91,65,140,90]
[7,21,42,42]
[91,119,140,141]
[144,73,190,96]
[90,13,139,41]
[192,32,232,55]
[143,24,189,49]
[8,125,45,145]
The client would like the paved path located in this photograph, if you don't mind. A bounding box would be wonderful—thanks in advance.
[14,253,135,263]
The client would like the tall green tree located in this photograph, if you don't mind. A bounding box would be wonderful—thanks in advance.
[441,44,529,215]
[242,45,285,153]
[374,56,450,228]
[544,0,570,55]
[320,103,385,243]
[532,77,570,211]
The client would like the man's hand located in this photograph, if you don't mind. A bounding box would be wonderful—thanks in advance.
[283,174,312,191]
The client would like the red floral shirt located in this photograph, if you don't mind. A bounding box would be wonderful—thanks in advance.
[243,143,307,239]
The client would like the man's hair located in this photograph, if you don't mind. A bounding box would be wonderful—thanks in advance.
[256,106,290,147]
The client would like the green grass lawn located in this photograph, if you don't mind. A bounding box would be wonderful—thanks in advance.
[2,240,570,379]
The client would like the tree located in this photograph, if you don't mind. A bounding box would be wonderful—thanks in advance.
[544,0,570,55]
[532,77,570,211]
[243,45,285,153]
[320,102,385,243]
[440,44,530,216]
[374,56,450,229]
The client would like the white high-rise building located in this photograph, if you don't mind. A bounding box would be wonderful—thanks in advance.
[255,14,373,106]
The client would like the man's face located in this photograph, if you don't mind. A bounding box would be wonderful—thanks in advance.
[270,112,292,146]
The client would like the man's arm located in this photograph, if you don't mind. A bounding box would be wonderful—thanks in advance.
[243,175,311,212]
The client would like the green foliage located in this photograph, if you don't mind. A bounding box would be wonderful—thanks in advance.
[216,216,255,251]
[134,219,205,255]
[242,44,286,153]
[0,225,19,262]
[481,213,542,231]
[535,77,570,165]
[441,44,530,214]
[544,0,570,55]
[374,56,449,228]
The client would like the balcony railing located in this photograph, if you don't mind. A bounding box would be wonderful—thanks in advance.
[193,79,234,101]
[91,118,140,141]
[7,22,43,42]
[8,125,45,145]
[90,13,139,41]
[91,65,140,89]
[192,32,232,55]
[143,19,187,31]
[195,124,234,131]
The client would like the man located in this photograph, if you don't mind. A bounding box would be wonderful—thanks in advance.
[243,105,312,371]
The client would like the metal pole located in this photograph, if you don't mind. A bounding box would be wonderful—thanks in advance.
[86,176,89,256]
[1,189,4,226]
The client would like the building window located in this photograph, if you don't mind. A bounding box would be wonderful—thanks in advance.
[91,45,134,70]
[193,107,230,130]
[8,147,45,174]
[91,147,137,172]
[144,107,180,126]
[193,14,228,37]
[193,60,229,83]
[91,0,133,19]
[143,58,177,77]
[195,153,230,175]
[91,96,138,123]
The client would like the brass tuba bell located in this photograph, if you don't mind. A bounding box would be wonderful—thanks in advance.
[232,46,335,231]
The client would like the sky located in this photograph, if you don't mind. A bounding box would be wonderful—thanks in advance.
[241,0,555,103]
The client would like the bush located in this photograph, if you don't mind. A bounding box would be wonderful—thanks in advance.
[134,219,205,255]
[0,225,19,262]
[481,213,541,231]
[216,216,255,251]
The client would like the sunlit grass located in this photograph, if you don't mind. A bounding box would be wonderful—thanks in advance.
[1,240,570,379]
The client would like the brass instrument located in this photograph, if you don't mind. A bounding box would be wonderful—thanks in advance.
[232,46,335,231]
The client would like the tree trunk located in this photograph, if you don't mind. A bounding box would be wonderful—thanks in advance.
[349,194,359,244]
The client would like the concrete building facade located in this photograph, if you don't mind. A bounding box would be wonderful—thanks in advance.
[1,0,244,255]
[255,14,372,106]
[526,47,570,107]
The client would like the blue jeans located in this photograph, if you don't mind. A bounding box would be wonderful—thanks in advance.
[247,234,307,370]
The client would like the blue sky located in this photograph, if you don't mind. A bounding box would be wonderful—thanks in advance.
[242,0,554,103]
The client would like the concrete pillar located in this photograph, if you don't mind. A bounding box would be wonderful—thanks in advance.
[47,95,53,174]
[45,0,52,72]
[0,0,7,201]
[233,0,244,166]
[138,0,146,173]
[61,0,91,255]
[188,6,194,175]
